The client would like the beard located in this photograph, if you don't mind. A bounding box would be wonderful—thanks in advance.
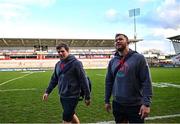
[117,45,126,52]
[115,42,127,52]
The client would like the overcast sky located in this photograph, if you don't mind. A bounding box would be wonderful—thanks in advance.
[0,0,179,54]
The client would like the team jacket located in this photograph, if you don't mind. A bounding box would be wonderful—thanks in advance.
[105,49,153,106]
[46,55,90,100]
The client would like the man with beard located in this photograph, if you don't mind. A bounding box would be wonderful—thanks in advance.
[105,33,152,123]
[43,43,91,124]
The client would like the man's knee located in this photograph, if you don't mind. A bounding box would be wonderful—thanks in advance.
[63,112,74,122]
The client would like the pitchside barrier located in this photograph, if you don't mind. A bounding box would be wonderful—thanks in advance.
[0,59,110,71]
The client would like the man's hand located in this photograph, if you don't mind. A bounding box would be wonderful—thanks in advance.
[139,105,150,119]
[105,103,111,113]
[85,99,91,106]
[42,93,49,101]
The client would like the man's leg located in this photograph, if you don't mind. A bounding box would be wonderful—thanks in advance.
[127,105,144,123]
[112,100,128,123]
[60,97,79,123]
[71,114,80,124]
[63,113,79,124]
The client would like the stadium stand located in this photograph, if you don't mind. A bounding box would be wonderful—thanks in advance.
[167,35,180,54]
[167,35,180,65]
[0,38,141,69]
[0,38,141,47]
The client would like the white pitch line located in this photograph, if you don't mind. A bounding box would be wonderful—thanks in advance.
[96,73,180,88]
[152,82,180,88]
[0,88,37,92]
[97,114,180,123]
[0,73,33,86]
[146,114,180,120]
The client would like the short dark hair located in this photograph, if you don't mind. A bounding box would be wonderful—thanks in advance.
[115,33,129,42]
[56,43,69,51]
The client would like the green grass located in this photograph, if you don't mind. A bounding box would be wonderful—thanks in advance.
[0,68,180,123]
[151,67,180,84]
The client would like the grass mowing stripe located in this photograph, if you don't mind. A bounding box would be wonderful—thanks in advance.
[0,88,37,92]
[96,74,105,77]
[0,73,33,86]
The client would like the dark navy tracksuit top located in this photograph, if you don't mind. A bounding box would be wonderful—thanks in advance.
[105,50,152,106]
[46,55,90,100]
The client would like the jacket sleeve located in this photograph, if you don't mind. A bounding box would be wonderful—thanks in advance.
[75,61,91,100]
[139,56,153,106]
[45,63,58,94]
[105,60,114,104]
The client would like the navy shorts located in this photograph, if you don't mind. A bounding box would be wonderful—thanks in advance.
[60,97,79,122]
[112,100,144,123]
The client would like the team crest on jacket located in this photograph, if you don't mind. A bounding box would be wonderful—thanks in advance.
[117,62,129,77]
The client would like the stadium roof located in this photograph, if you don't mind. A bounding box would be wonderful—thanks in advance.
[167,35,180,43]
[0,38,142,47]
[167,35,180,54]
